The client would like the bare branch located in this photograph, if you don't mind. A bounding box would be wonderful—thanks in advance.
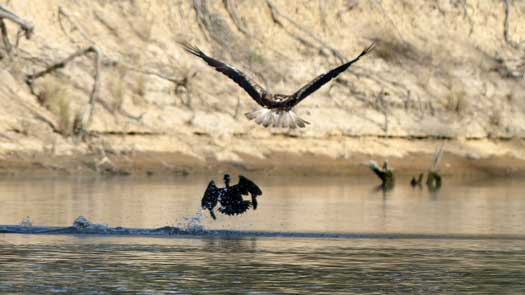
[430,143,445,172]
[0,4,34,39]
[0,19,11,53]
[503,0,519,48]
[25,46,102,136]
[82,46,101,130]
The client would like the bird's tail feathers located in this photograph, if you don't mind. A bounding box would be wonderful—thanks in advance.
[245,109,310,129]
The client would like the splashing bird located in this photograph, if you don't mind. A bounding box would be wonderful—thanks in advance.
[201,174,263,219]
[180,42,375,129]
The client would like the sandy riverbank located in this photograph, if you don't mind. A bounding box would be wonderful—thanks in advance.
[1,137,524,177]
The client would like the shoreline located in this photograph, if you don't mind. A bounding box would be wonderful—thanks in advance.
[1,137,524,177]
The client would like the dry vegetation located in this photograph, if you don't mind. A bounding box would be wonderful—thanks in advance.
[37,79,72,135]
[107,67,127,113]
[0,0,524,174]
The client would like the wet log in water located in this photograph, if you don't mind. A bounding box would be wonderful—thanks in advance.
[411,144,445,190]
[426,171,442,192]
[368,160,395,190]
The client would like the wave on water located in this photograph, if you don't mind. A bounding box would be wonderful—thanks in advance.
[1,215,525,241]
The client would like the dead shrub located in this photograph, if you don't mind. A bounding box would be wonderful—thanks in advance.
[373,34,419,65]
[38,79,72,135]
[107,67,127,112]
[444,88,468,115]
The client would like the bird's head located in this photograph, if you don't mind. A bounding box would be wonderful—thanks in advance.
[223,174,231,187]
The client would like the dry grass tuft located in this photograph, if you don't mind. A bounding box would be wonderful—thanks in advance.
[38,79,72,135]
[373,33,420,65]
[107,67,127,113]
[489,110,502,127]
[130,74,147,106]
[444,89,468,115]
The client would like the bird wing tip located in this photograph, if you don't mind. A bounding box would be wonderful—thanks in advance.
[178,41,202,56]
[363,41,376,55]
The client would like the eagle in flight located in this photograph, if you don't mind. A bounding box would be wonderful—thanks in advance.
[201,174,262,220]
[180,41,375,129]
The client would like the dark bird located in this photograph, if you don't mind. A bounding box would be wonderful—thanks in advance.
[180,41,375,129]
[201,174,263,220]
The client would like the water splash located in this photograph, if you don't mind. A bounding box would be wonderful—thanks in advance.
[3,215,525,240]
[176,210,205,232]
[72,216,109,232]
[19,216,32,227]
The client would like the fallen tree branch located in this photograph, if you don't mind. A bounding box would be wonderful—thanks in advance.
[367,160,395,190]
[0,4,33,39]
[25,46,102,136]
[0,4,33,55]
[0,19,11,53]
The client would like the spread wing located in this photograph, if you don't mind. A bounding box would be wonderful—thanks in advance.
[180,42,269,107]
[201,181,219,219]
[237,175,262,210]
[288,42,375,107]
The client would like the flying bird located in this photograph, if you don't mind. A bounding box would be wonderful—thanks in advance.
[201,174,263,220]
[180,41,375,129]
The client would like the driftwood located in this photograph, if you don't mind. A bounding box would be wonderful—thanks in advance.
[57,6,148,121]
[409,144,445,190]
[0,4,33,54]
[426,171,442,192]
[368,160,395,190]
[92,145,129,175]
[410,173,423,187]
[26,46,102,137]
[426,143,444,191]
[0,4,33,38]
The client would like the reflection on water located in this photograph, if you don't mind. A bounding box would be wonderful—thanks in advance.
[0,175,525,235]
[1,175,525,294]
[1,235,525,294]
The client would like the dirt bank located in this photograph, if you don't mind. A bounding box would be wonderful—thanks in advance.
[0,1,524,176]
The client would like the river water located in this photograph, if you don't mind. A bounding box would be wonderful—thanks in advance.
[0,175,524,294]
